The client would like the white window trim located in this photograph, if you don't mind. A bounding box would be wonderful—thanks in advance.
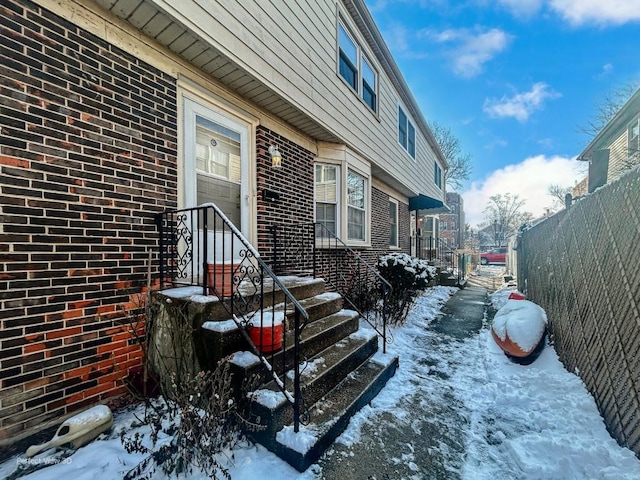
[313,154,372,248]
[398,103,416,160]
[389,198,399,249]
[347,169,367,242]
[628,117,639,155]
[314,163,341,238]
[337,17,379,114]
[178,80,258,245]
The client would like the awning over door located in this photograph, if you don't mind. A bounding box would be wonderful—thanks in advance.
[408,194,449,213]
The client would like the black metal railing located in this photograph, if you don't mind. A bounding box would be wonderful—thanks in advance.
[268,223,392,353]
[411,235,469,285]
[155,204,310,432]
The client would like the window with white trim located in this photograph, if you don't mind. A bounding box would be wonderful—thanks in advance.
[315,164,339,237]
[434,161,443,189]
[338,21,378,113]
[347,170,366,241]
[389,199,398,247]
[398,105,415,158]
[628,117,639,156]
[361,55,376,111]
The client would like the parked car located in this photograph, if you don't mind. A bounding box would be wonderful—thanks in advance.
[480,247,507,265]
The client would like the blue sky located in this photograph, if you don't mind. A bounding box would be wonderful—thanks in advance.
[365,0,640,227]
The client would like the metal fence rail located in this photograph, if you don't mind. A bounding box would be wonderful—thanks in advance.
[155,204,310,431]
[517,168,640,456]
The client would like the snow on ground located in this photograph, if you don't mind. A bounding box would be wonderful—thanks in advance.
[2,285,639,479]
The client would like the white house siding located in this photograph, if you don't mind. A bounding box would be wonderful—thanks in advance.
[607,132,628,183]
[139,0,445,201]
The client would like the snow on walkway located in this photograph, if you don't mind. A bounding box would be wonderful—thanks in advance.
[1,286,638,480]
[457,288,640,480]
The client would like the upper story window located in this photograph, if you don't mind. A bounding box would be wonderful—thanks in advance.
[434,161,443,189]
[628,117,639,155]
[361,56,376,111]
[338,21,378,113]
[398,105,416,159]
[338,24,358,90]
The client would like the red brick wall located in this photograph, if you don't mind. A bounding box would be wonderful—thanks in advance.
[256,126,315,262]
[0,0,177,443]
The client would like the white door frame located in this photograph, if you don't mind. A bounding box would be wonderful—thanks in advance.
[182,96,251,236]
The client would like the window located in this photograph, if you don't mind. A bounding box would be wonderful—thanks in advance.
[347,170,366,241]
[315,164,339,237]
[389,200,398,247]
[338,21,377,112]
[434,161,443,189]
[629,118,639,155]
[338,24,357,90]
[361,56,376,110]
[398,105,416,159]
[441,221,447,231]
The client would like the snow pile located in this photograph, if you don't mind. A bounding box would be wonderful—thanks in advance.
[492,299,547,352]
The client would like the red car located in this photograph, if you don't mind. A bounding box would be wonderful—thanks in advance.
[480,247,507,265]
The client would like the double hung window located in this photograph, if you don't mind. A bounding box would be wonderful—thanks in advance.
[434,162,443,189]
[314,163,370,244]
[389,200,398,247]
[315,164,339,237]
[338,21,378,113]
[347,170,366,241]
[398,105,416,158]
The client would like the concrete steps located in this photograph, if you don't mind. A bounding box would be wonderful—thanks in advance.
[222,275,398,472]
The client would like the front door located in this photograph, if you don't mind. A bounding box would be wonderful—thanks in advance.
[183,97,251,264]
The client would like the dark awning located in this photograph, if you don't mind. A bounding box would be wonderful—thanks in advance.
[408,194,447,212]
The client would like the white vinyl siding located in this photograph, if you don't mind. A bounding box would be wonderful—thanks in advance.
[152,2,443,204]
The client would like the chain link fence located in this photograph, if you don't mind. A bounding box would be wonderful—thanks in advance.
[517,167,640,456]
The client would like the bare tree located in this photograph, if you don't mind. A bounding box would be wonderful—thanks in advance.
[428,121,472,189]
[483,193,532,245]
[547,183,572,209]
[577,82,638,140]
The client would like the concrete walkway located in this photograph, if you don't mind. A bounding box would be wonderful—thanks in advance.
[316,283,491,479]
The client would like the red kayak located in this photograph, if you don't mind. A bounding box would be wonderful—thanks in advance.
[491,298,547,364]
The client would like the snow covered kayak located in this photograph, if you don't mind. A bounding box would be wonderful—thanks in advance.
[491,298,547,363]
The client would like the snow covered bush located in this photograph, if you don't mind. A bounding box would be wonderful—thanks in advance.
[378,253,436,325]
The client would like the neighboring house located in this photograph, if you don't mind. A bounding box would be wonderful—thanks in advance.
[577,88,640,193]
[439,192,464,250]
[0,0,447,447]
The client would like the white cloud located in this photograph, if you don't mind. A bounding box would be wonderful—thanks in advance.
[483,82,560,121]
[549,0,640,26]
[422,27,512,78]
[461,155,587,228]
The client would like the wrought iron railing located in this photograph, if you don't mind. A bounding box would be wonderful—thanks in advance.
[155,204,310,431]
[268,223,392,353]
[411,235,469,285]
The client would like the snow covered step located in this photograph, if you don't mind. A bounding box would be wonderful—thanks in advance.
[199,292,347,371]
[271,291,344,329]
[247,329,379,437]
[267,353,399,472]
[228,309,360,387]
